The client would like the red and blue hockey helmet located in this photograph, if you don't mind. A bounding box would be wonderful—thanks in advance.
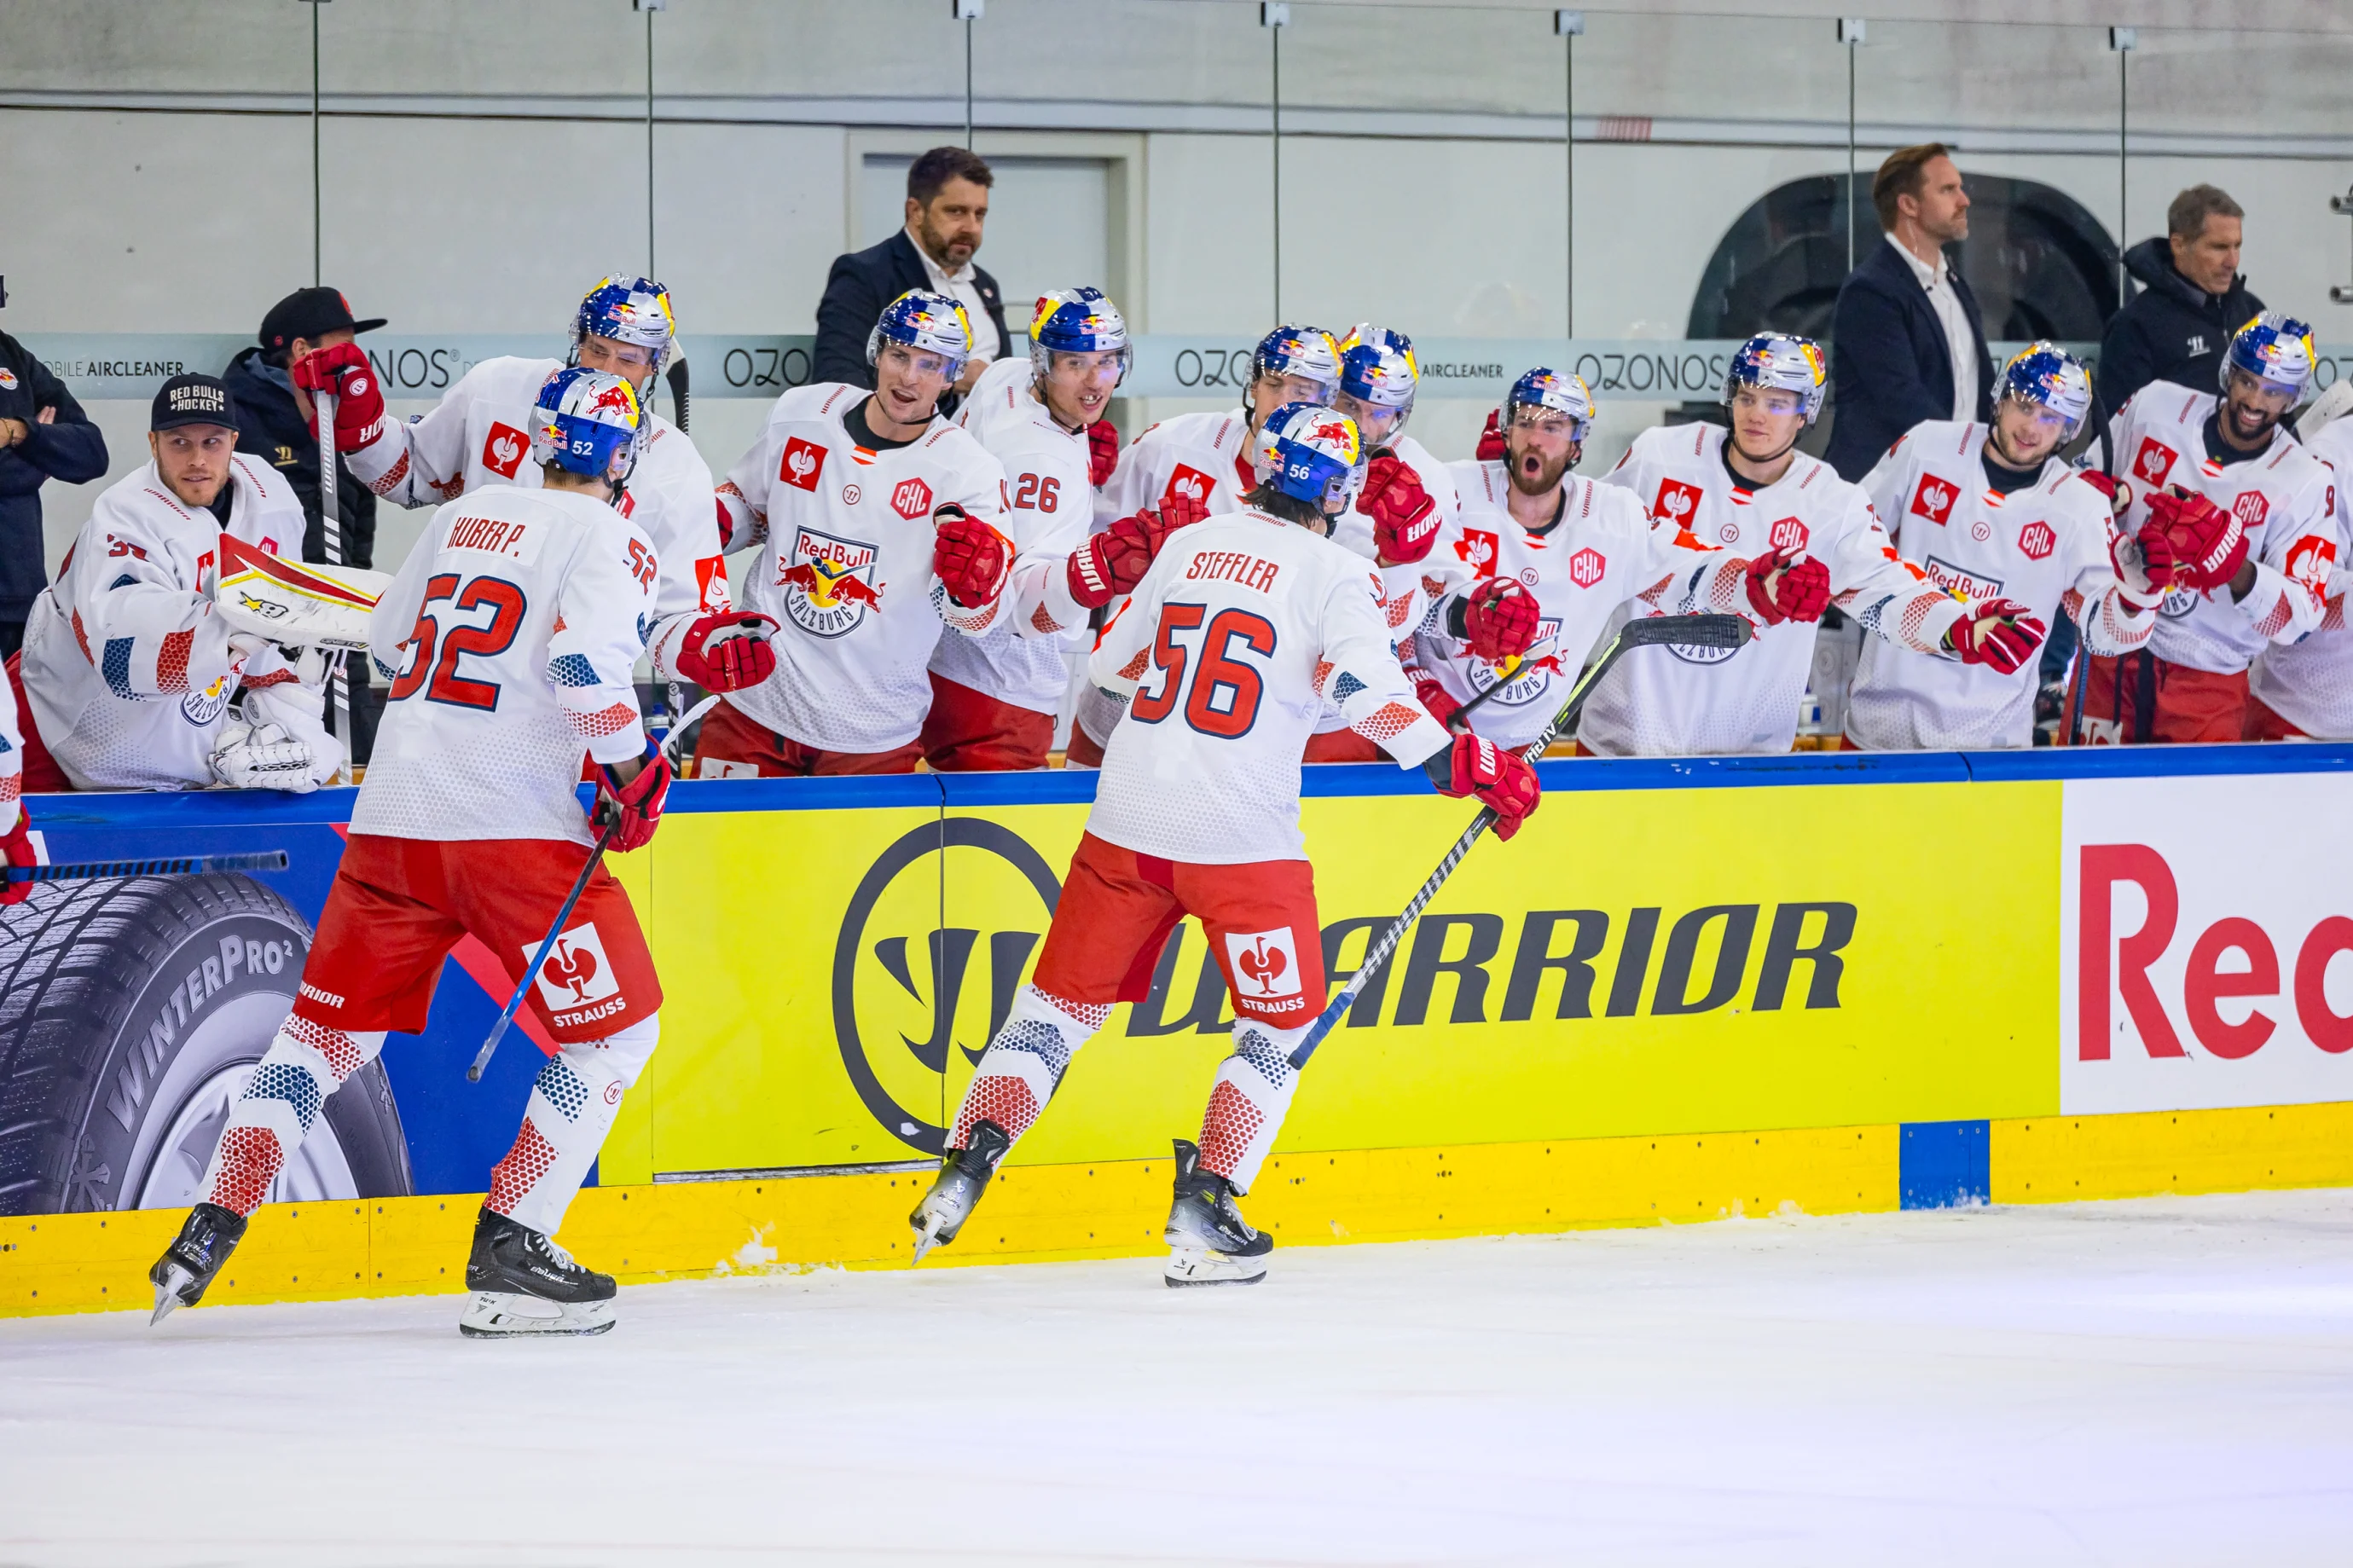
[1338,325,1420,431]
[1504,367,1595,443]
[1252,402,1365,518]
[1996,342,2093,436]
[1029,286,1130,385]
[570,275,676,381]
[1250,326,1343,402]
[530,367,645,484]
[1723,333,1828,425]
[2223,311,2317,401]
[867,289,974,379]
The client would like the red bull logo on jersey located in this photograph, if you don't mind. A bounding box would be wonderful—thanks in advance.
[1653,478,1704,529]
[1910,474,1958,525]
[1921,553,2004,602]
[482,422,529,480]
[780,526,884,638]
[891,477,935,521]
[2131,437,2177,489]
[780,437,827,492]
[2018,521,2056,561]
[1568,547,1607,588]
[1225,928,1304,1005]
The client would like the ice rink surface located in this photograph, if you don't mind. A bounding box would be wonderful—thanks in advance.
[3,1189,2349,1566]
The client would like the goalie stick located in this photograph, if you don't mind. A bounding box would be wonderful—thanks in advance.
[315,386,351,784]
[1286,611,1753,1069]
[4,850,289,882]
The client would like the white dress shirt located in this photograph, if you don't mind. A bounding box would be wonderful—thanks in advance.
[908,228,1003,364]
[1886,233,1977,422]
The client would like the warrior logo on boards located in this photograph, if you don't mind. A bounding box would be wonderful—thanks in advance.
[780,526,884,638]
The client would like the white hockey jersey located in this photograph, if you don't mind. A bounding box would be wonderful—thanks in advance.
[356,485,657,847]
[20,456,333,791]
[339,355,729,683]
[940,356,1091,715]
[1583,422,1968,756]
[2248,417,2351,736]
[1846,420,2159,750]
[1310,435,1463,736]
[1411,461,1748,752]
[1090,507,1452,865]
[716,382,1011,753]
[2106,381,2334,675]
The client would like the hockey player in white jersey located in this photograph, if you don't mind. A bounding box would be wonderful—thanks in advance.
[2248,390,2353,739]
[149,368,674,1338]
[2080,312,2335,743]
[1847,344,2163,749]
[705,289,1015,774]
[907,403,1543,1287]
[1582,333,2031,756]
[1412,368,1830,751]
[15,373,338,793]
[316,275,770,699]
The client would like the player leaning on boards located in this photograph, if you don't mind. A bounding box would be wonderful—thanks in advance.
[1579,334,2037,756]
[151,369,675,1338]
[1846,344,2163,750]
[13,374,340,794]
[701,290,1016,775]
[311,275,773,702]
[2077,312,2335,744]
[2246,385,2353,740]
[907,404,1549,1287]
[1411,368,1829,749]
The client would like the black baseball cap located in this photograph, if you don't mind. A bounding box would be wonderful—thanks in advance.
[153,373,238,431]
[258,286,386,354]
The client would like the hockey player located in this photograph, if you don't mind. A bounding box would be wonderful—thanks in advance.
[1412,368,1830,750]
[704,290,1015,774]
[1581,333,2033,756]
[2079,312,2335,743]
[149,368,673,1338]
[1846,344,2164,749]
[2246,391,2352,739]
[907,403,1544,1287]
[931,287,1202,769]
[14,373,337,793]
[306,275,773,701]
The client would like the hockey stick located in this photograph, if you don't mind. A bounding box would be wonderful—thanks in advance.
[4,850,289,882]
[664,356,690,436]
[466,692,722,1084]
[1446,653,1529,732]
[1287,611,1753,1069]
[314,385,352,784]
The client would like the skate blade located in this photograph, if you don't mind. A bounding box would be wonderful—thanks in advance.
[457,1290,615,1338]
[148,1263,194,1325]
[1162,1247,1266,1288]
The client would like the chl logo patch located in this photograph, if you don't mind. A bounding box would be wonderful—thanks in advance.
[1652,478,1704,529]
[481,422,529,480]
[2131,437,2178,489]
[1568,547,1607,587]
[780,437,827,491]
[2233,490,2269,530]
[1909,473,1958,525]
[1163,465,1217,513]
[890,477,934,520]
[1768,518,1811,553]
[530,922,620,1010]
[778,525,883,638]
[1225,927,1302,1003]
[2017,521,2056,560]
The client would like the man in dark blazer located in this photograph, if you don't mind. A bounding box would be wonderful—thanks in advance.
[1823,143,1994,481]
[814,146,1012,396]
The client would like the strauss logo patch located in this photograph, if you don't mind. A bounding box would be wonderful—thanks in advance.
[1226,928,1302,1004]
[481,423,529,480]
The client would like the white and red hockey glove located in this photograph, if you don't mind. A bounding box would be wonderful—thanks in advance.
[1086,419,1120,489]
[1450,578,1540,662]
[595,752,673,853]
[1475,408,1507,463]
[1413,673,1464,734]
[1742,547,1831,626]
[1426,732,1541,841]
[0,809,36,906]
[1066,494,1209,610]
[1944,596,2046,674]
[290,342,385,447]
[931,504,1015,609]
[1361,453,1440,565]
[674,610,779,693]
[2141,488,2248,593]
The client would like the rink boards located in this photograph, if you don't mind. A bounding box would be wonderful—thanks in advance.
[7,743,2353,1314]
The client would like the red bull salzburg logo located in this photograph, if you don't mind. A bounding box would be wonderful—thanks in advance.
[780,526,884,637]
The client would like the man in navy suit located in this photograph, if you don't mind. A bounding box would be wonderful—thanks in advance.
[1824,144,1993,482]
[814,147,1013,398]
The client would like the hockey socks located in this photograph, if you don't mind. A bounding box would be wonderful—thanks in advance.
[1195,1018,1309,1194]
[200,1015,388,1218]
[484,1014,659,1237]
[947,986,1110,1153]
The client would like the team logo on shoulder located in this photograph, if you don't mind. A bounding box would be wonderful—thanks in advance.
[1909,474,1958,525]
[1922,554,2004,601]
[1163,465,1217,512]
[2017,521,2055,560]
[1653,478,1703,529]
[780,437,827,491]
[1455,528,1500,578]
[890,477,934,520]
[2130,437,2177,489]
[779,525,884,637]
[1225,928,1303,1004]
[1568,547,1606,587]
[481,422,529,480]
[530,922,625,1027]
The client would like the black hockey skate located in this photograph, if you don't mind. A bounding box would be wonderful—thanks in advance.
[1162,1138,1272,1287]
[908,1119,1011,1262]
[458,1208,617,1338]
[148,1202,249,1324]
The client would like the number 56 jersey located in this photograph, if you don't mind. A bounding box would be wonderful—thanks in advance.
[355,484,658,848]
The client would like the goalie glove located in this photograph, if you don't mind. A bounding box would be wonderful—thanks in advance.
[2141,489,2248,593]
[1424,732,1541,842]
[1742,547,1831,626]
[289,342,385,447]
[1086,419,1121,488]
[1944,596,2047,674]
[1448,578,1540,662]
[1361,453,1440,566]
[674,610,779,693]
[594,752,673,853]
[1067,494,1209,610]
[931,505,1014,610]
[209,720,322,794]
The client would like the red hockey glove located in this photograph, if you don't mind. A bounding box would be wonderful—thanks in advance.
[1742,547,1831,625]
[2077,469,2130,517]
[290,342,385,445]
[1413,674,1463,734]
[1362,453,1440,565]
[1944,596,2047,674]
[932,504,1014,609]
[1475,408,1507,463]
[1456,577,1540,662]
[0,807,36,906]
[1086,419,1120,489]
[594,752,673,853]
[674,610,779,693]
[1066,493,1209,610]
[1429,732,1541,841]
[2141,488,2248,592]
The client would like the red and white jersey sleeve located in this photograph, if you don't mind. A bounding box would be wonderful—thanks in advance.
[1093,409,1254,529]
[939,356,1092,715]
[2107,381,2336,674]
[1309,435,1463,737]
[355,486,656,846]
[19,455,319,790]
[1580,422,1965,756]
[1086,509,1451,865]
[2249,419,2353,737]
[715,382,1011,752]
[1845,420,2156,749]
[1412,461,1740,751]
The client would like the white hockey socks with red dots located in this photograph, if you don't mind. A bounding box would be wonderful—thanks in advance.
[1196,1018,1310,1193]
[948,986,1111,1153]
[200,1015,388,1218]
[485,1013,660,1237]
